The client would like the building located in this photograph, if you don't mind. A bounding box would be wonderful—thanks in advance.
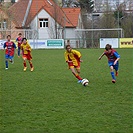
[0,0,83,47]
[94,0,133,11]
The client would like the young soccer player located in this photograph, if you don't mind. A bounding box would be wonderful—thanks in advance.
[3,35,16,69]
[98,44,120,83]
[64,44,83,83]
[20,38,34,72]
[16,33,23,57]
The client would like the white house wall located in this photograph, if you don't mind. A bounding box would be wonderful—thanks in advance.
[29,8,83,47]
[65,14,84,48]
[65,28,76,39]
[30,9,59,39]
[65,28,77,48]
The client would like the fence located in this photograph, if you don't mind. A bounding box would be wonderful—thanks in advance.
[0,28,126,49]
[0,29,38,40]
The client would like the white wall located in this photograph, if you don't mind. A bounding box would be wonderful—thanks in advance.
[65,28,77,48]
[30,9,61,39]
[65,28,76,39]
[30,8,83,46]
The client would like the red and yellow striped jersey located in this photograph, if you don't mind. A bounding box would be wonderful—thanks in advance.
[21,42,31,55]
[64,49,81,66]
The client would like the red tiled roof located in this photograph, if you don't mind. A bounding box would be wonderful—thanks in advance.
[8,0,29,27]
[62,8,81,27]
[25,0,69,27]
[8,0,81,28]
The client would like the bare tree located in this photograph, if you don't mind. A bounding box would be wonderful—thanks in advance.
[47,2,63,39]
[121,14,133,37]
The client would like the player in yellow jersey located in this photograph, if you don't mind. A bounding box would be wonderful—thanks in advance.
[64,44,83,83]
[20,38,34,72]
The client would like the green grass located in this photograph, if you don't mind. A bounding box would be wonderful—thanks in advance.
[0,48,132,133]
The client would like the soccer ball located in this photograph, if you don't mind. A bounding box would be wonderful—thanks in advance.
[81,78,89,86]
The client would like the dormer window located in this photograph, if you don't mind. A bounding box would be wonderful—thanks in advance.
[39,18,48,28]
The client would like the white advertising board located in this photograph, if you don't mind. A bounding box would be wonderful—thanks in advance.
[29,39,64,49]
[0,39,64,49]
[47,39,64,48]
[28,40,47,49]
[100,38,119,48]
[0,40,6,49]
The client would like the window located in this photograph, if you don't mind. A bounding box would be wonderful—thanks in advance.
[0,20,7,29]
[11,0,16,3]
[39,18,48,28]
[0,22,1,29]
[3,19,7,29]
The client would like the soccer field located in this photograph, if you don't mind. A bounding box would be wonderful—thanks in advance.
[0,48,132,133]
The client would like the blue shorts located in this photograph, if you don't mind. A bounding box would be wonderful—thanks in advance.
[108,61,119,71]
[5,54,14,60]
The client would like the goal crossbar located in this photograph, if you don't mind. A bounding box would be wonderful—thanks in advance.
[75,28,123,38]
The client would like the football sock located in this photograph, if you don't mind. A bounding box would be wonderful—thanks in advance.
[76,74,82,80]
[72,73,82,80]
[29,62,33,68]
[111,72,116,80]
[18,49,20,56]
[5,60,8,68]
[23,61,26,67]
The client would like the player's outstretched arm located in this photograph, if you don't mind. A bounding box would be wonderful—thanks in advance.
[98,53,105,60]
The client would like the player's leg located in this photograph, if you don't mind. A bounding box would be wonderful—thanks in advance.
[5,54,9,69]
[76,61,80,74]
[76,67,80,74]
[114,62,119,76]
[75,67,83,83]
[28,60,34,72]
[9,56,14,64]
[110,66,116,83]
[109,62,116,83]
[27,54,34,71]
[70,66,82,82]
[18,47,20,57]
[23,55,27,71]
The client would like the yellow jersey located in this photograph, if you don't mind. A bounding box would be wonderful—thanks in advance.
[21,42,31,55]
[64,49,81,66]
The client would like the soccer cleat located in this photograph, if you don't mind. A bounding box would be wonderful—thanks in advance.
[11,60,14,64]
[112,79,116,83]
[115,71,118,76]
[77,79,82,83]
[23,67,27,71]
[9,59,14,64]
[30,67,34,72]
[5,67,8,70]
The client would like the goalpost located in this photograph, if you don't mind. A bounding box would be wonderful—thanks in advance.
[75,28,124,48]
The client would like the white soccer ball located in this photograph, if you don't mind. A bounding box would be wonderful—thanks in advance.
[81,78,89,86]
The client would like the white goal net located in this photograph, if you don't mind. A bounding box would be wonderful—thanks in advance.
[75,28,124,48]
